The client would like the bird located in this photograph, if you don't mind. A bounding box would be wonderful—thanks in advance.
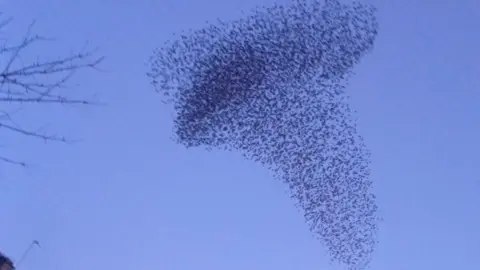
[148,0,380,269]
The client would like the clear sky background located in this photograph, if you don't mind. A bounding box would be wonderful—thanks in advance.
[0,0,478,269]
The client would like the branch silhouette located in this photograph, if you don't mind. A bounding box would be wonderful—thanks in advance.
[0,17,104,167]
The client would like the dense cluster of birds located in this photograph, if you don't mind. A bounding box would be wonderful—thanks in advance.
[148,0,379,269]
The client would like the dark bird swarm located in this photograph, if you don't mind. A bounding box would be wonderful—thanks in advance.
[147,0,380,269]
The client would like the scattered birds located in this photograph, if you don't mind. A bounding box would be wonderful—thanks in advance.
[147,0,379,269]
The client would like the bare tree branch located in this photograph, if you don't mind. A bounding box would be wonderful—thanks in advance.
[0,155,26,167]
[0,17,104,167]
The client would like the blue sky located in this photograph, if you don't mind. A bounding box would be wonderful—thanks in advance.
[0,0,478,269]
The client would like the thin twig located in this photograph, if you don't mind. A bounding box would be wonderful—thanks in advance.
[0,17,104,166]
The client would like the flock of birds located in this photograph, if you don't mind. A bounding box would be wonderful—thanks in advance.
[147,0,380,269]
